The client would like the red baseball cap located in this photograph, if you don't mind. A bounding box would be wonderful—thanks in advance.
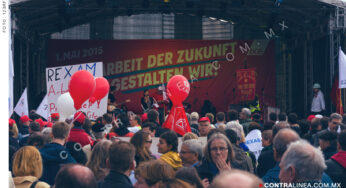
[35,118,47,128]
[9,118,15,128]
[199,117,210,123]
[46,122,53,128]
[20,115,32,123]
[51,113,60,120]
[74,111,86,124]
[141,113,148,123]
[307,115,316,122]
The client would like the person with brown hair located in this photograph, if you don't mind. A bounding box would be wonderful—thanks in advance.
[182,132,199,142]
[158,179,193,188]
[196,133,235,183]
[12,146,50,188]
[176,167,206,188]
[39,121,76,185]
[130,131,156,166]
[134,160,175,188]
[100,141,136,188]
[54,164,97,188]
[157,130,182,171]
[86,140,112,181]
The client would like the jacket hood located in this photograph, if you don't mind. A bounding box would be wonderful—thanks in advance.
[331,151,346,168]
[40,143,70,163]
[160,151,182,171]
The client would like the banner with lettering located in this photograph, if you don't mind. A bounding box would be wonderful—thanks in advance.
[236,68,256,102]
[46,62,106,119]
[47,40,276,114]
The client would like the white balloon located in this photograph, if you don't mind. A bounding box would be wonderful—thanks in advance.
[57,92,76,119]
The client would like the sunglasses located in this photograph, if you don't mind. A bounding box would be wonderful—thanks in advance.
[145,140,152,143]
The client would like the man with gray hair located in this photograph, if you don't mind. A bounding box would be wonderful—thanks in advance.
[279,140,326,183]
[239,108,252,135]
[314,113,343,146]
[179,139,203,167]
[262,128,300,183]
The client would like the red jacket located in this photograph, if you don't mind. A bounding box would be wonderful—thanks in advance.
[68,128,94,147]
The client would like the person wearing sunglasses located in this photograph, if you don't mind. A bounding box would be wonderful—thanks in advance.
[130,131,156,166]
[196,133,236,184]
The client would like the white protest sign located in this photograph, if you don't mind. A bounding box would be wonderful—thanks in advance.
[245,129,263,160]
[36,95,49,120]
[46,62,107,120]
[14,88,29,117]
[339,47,346,88]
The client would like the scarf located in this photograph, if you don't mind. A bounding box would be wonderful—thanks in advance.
[159,151,183,171]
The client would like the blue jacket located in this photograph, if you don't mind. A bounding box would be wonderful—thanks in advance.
[262,163,334,183]
[39,142,76,185]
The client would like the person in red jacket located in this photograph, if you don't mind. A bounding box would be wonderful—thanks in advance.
[68,112,94,147]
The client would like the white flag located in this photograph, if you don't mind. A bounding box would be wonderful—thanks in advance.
[36,95,49,120]
[14,88,29,117]
[339,47,346,88]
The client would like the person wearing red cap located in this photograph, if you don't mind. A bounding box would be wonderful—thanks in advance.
[51,113,60,123]
[198,117,213,137]
[67,112,94,147]
[18,115,32,135]
[9,118,20,150]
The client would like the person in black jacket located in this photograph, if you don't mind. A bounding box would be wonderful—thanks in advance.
[196,133,239,184]
[318,131,337,160]
[325,130,346,187]
[100,141,135,188]
[257,130,276,177]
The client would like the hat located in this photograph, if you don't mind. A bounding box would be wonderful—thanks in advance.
[315,114,323,119]
[51,113,60,120]
[141,113,148,123]
[35,119,47,128]
[74,111,86,124]
[30,122,41,132]
[307,115,316,122]
[313,83,321,89]
[9,118,15,128]
[191,112,199,121]
[20,115,32,123]
[92,123,106,133]
[319,131,337,141]
[46,122,53,128]
[199,117,210,123]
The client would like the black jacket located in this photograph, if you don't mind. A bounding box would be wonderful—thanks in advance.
[257,145,276,177]
[196,158,242,183]
[325,157,346,187]
[100,170,133,188]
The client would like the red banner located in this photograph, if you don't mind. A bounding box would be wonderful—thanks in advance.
[331,76,344,115]
[236,68,256,102]
[47,40,276,114]
[162,105,191,136]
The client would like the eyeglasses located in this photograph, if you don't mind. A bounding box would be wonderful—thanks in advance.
[210,147,228,152]
[145,140,152,143]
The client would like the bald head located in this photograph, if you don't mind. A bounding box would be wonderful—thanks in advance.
[273,128,300,161]
[55,164,97,188]
[211,169,263,188]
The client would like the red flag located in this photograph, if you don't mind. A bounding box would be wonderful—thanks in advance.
[236,68,256,102]
[162,105,191,136]
[331,76,344,115]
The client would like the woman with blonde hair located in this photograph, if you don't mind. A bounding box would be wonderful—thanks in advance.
[86,140,112,181]
[12,146,50,188]
[130,131,156,166]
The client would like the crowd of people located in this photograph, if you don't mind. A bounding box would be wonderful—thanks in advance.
[8,103,346,188]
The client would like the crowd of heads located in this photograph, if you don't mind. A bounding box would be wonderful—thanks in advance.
[8,105,346,188]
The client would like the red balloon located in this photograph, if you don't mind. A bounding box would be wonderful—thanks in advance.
[68,70,96,110]
[90,77,110,103]
[166,75,190,105]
